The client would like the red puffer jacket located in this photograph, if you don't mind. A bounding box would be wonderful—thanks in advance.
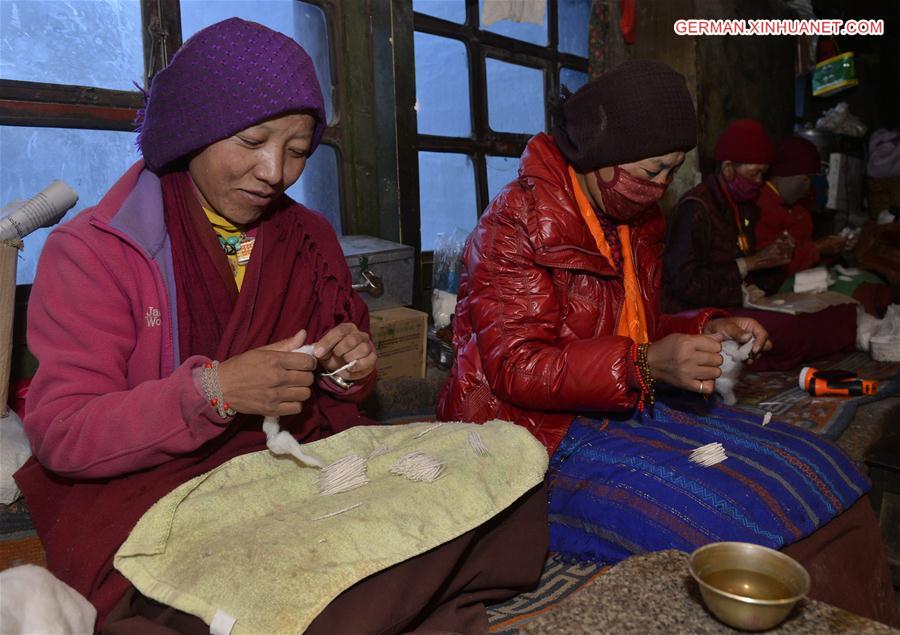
[437,134,722,455]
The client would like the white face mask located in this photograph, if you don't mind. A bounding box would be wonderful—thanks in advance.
[774,175,811,206]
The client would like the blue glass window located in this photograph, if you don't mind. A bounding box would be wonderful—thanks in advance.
[414,33,471,137]
[418,152,477,251]
[413,0,466,24]
[479,0,547,45]
[0,0,143,90]
[486,155,520,202]
[285,144,342,234]
[561,67,589,94]
[180,0,335,124]
[558,0,591,57]
[486,59,544,134]
[0,126,139,284]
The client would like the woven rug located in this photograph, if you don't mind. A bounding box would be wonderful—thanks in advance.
[731,351,900,439]
[0,500,45,570]
[487,554,609,633]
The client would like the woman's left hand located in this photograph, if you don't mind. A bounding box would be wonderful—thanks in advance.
[704,317,773,362]
[313,323,377,382]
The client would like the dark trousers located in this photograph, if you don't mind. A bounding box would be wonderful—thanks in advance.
[102,482,549,634]
[782,496,899,628]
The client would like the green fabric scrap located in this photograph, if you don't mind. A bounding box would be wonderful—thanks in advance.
[778,266,885,295]
[114,420,548,634]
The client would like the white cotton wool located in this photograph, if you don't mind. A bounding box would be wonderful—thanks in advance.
[262,344,325,468]
[715,339,754,406]
[0,565,96,635]
[0,411,31,504]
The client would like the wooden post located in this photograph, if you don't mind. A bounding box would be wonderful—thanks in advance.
[0,241,20,417]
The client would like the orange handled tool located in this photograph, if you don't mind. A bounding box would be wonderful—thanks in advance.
[799,367,878,397]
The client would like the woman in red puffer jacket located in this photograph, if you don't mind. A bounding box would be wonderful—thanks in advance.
[437,60,899,627]
[437,62,768,456]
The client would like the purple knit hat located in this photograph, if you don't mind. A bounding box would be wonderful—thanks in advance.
[137,17,326,174]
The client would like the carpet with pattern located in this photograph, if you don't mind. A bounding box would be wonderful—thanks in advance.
[487,554,609,633]
[731,351,900,439]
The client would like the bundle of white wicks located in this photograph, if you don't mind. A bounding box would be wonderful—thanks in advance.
[689,442,728,467]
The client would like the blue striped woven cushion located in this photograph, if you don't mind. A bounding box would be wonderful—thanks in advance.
[548,398,869,563]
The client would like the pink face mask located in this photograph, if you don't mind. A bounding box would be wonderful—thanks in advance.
[594,166,667,224]
[727,172,763,202]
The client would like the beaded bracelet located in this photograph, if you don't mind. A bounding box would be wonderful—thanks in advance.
[200,360,236,419]
[631,342,656,412]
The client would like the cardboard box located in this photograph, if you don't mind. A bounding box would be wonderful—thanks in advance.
[369,307,427,380]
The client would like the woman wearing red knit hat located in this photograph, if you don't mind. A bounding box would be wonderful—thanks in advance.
[756,136,848,278]
[664,119,796,312]
[755,136,890,319]
[664,120,864,371]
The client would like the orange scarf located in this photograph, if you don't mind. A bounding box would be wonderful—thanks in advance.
[568,166,649,344]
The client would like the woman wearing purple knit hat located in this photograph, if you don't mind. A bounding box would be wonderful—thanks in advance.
[14,18,547,634]
[438,61,898,627]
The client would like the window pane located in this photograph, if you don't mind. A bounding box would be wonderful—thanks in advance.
[414,33,471,137]
[479,0,547,45]
[560,67,589,93]
[0,0,143,90]
[486,156,519,202]
[558,0,591,57]
[180,0,335,124]
[0,126,139,284]
[418,152,477,251]
[486,59,544,134]
[285,143,342,235]
[413,0,465,23]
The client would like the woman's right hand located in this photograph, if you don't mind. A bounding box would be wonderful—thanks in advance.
[647,333,723,396]
[216,329,317,417]
[813,234,847,256]
[746,236,794,272]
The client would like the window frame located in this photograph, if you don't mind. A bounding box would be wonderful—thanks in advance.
[0,0,593,310]
[407,0,589,305]
[0,0,179,132]
[0,0,348,229]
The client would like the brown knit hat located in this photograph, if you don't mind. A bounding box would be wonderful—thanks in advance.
[550,60,697,171]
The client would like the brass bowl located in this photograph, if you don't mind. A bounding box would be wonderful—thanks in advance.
[688,542,810,631]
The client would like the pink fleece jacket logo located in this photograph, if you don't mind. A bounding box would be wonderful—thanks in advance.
[145,307,161,327]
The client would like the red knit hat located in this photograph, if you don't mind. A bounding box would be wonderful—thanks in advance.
[770,136,821,176]
[713,119,774,165]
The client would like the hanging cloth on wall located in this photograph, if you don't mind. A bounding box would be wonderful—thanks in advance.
[619,0,637,44]
[481,0,547,27]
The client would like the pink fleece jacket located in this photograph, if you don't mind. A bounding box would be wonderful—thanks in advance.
[23,161,365,478]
